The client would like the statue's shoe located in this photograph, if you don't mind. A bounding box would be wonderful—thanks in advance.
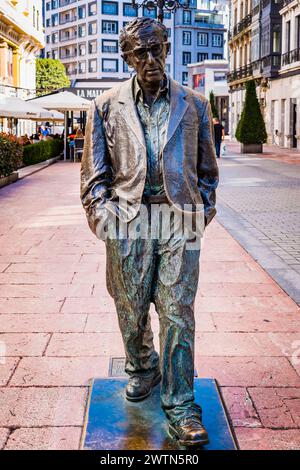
[169,416,209,447]
[125,370,161,402]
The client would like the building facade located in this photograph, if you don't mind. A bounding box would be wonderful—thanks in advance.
[174,0,227,85]
[44,0,175,83]
[44,0,227,89]
[228,0,300,149]
[187,59,229,131]
[0,0,45,132]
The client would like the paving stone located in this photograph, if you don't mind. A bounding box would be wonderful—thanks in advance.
[0,387,87,427]
[195,356,300,387]
[220,387,261,428]
[0,314,87,333]
[10,357,109,386]
[4,426,82,450]
[0,358,20,386]
[0,333,50,356]
[0,428,9,449]
[212,311,300,332]
[0,298,63,314]
[235,428,300,450]
[45,332,124,357]
[248,387,300,429]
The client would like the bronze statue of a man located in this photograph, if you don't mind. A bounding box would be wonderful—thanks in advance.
[81,17,219,447]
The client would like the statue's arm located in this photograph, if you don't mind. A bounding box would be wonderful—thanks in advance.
[80,99,112,239]
[197,100,219,227]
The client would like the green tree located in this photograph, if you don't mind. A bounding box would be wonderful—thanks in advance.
[235,80,267,144]
[209,90,219,119]
[36,58,70,96]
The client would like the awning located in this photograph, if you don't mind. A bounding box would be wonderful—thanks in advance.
[27,91,90,111]
[0,94,54,120]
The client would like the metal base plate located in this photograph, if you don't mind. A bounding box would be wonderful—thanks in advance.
[81,378,237,450]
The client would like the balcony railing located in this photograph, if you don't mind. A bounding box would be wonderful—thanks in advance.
[281,0,295,8]
[59,0,77,7]
[227,64,253,82]
[60,33,77,42]
[59,16,77,25]
[60,53,77,59]
[282,47,300,66]
[263,53,281,68]
[229,14,252,40]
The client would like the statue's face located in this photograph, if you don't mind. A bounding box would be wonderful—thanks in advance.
[124,25,169,86]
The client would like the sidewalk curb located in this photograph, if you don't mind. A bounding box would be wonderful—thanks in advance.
[17,156,61,180]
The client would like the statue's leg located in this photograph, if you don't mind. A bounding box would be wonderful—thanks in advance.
[105,232,159,378]
[153,233,202,424]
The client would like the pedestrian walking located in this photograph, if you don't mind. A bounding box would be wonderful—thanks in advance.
[213,118,224,158]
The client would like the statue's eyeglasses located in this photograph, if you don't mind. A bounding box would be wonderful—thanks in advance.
[124,42,169,60]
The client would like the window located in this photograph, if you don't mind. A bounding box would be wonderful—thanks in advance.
[198,52,208,61]
[182,51,191,65]
[46,18,50,27]
[102,20,118,34]
[89,59,97,73]
[182,71,188,85]
[88,2,97,16]
[102,58,118,72]
[51,13,58,26]
[183,10,191,25]
[197,33,208,46]
[183,31,191,45]
[167,28,171,37]
[52,49,58,60]
[102,1,118,15]
[286,20,291,53]
[165,63,170,73]
[297,15,300,49]
[143,6,157,18]
[46,35,50,44]
[52,32,58,43]
[79,43,86,56]
[212,34,223,47]
[123,3,136,17]
[78,24,86,37]
[214,72,226,82]
[88,40,97,54]
[46,51,51,58]
[102,39,118,53]
[164,11,171,19]
[272,24,280,53]
[79,61,86,74]
[51,0,58,8]
[46,2,51,11]
[78,6,86,19]
[88,21,97,35]
[37,10,40,30]
[212,53,223,59]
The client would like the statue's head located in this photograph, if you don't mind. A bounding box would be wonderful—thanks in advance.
[120,17,170,86]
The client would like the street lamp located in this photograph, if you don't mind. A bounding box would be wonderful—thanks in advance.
[131,0,191,23]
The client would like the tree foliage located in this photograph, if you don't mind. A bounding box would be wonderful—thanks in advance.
[235,80,267,144]
[209,90,219,119]
[36,59,70,96]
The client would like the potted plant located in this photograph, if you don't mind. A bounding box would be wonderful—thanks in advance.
[235,80,267,154]
[0,133,23,188]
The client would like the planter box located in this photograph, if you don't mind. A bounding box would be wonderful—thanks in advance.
[241,143,263,154]
[0,172,18,189]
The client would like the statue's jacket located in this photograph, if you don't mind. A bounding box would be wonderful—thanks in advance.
[80,76,219,237]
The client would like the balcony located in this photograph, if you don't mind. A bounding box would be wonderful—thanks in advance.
[59,16,77,25]
[282,47,300,66]
[229,14,252,40]
[227,64,253,83]
[60,53,77,60]
[59,0,77,7]
[60,34,77,42]
[281,0,295,8]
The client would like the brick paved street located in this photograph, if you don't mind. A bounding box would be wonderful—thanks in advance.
[0,161,300,450]
[218,142,300,305]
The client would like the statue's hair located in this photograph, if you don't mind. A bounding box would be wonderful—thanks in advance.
[119,17,168,53]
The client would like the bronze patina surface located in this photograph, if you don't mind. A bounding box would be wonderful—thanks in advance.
[80,17,219,441]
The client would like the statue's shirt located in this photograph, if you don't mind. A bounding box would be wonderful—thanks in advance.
[134,76,170,196]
